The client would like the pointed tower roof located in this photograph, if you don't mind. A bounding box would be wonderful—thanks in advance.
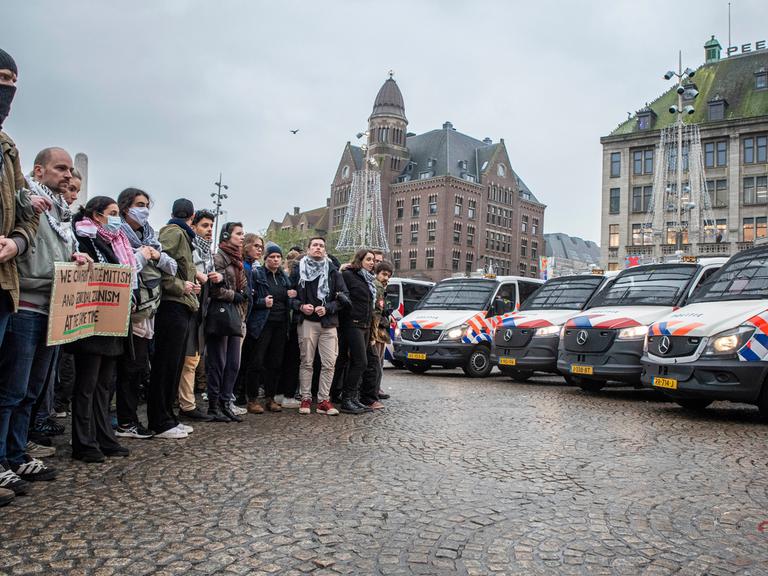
[369,73,407,122]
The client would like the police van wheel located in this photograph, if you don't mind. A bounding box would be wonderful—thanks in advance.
[462,347,492,378]
[675,398,713,411]
[406,364,430,374]
[757,382,768,421]
[501,368,533,382]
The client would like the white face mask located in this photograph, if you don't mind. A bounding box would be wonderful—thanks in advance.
[128,206,150,227]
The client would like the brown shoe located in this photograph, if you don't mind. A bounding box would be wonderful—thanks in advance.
[265,398,282,412]
[246,401,264,414]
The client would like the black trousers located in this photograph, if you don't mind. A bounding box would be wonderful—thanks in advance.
[278,321,300,398]
[148,301,192,434]
[241,335,260,401]
[116,334,150,427]
[206,334,242,407]
[71,353,122,455]
[54,352,75,412]
[330,326,348,401]
[254,320,288,399]
[341,325,379,404]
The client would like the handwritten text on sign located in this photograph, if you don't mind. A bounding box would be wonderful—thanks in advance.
[47,263,132,345]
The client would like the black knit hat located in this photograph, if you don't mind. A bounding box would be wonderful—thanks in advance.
[171,198,194,219]
[0,49,17,75]
[265,242,283,257]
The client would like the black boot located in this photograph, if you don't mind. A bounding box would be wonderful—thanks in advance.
[219,401,243,423]
[340,399,364,414]
[207,399,230,423]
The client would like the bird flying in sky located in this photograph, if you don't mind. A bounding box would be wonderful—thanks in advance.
[290,129,300,134]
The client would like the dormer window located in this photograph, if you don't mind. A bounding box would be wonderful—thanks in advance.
[637,108,657,131]
[756,68,768,90]
[458,160,468,171]
[682,83,698,101]
[427,158,436,168]
[708,98,727,122]
[497,164,506,177]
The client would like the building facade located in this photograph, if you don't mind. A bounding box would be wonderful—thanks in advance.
[600,37,768,269]
[543,233,601,278]
[329,76,546,281]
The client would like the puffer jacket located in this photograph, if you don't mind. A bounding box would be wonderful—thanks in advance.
[0,131,38,310]
[340,268,374,330]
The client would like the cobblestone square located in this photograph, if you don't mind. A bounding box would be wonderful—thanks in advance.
[2,368,767,575]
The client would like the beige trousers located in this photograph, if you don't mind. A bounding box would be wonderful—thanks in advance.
[178,354,200,412]
[298,320,338,402]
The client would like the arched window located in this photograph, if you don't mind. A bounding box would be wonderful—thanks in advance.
[497,164,506,177]
[342,165,350,179]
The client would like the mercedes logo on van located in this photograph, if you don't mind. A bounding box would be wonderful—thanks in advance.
[658,335,671,355]
[412,328,422,341]
[504,329,513,342]
[576,330,589,345]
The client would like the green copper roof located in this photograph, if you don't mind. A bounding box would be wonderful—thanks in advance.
[704,35,721,48]
[610,49,768,136]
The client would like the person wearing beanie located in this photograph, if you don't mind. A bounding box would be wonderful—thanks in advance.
[147,199,201,439]
[246,241,301,412]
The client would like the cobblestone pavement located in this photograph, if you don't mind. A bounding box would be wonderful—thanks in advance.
[2,368,768,576]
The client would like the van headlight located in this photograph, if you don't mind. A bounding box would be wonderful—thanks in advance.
[702,326,754,356]
[533,325,561,338]
[560,325,568,340]
[394,327,402,341]
[443,323,469,341]
[616,325,649,340]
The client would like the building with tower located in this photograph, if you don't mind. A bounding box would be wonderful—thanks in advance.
[329,75,546,281]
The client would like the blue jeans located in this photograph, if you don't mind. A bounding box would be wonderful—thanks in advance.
[0,310,58,467]
[0,290,11,348]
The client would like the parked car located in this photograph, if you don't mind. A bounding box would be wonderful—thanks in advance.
[492,271,617,381]
[557,257,726,391]
[641,245,768,417]
[383,278,434,367]
[393,275,542,377]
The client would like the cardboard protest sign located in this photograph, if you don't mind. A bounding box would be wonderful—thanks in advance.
[47,262,132,345]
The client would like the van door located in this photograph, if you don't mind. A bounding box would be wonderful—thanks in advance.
[490,283,517,317]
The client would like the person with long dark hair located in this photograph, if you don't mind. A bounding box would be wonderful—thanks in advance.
[339,249,383,414]
[68,196,138,462]
[206,222,250,422]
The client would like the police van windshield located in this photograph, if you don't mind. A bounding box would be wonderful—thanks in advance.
[587,265,697,308]
[689,251,768,303]
[418,280,496,310]
[521,276,604,311]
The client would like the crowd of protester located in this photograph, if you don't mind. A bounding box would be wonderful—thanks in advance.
[0,48,396,507]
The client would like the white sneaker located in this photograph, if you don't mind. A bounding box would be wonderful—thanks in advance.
[274,394,285,404]
[155,426,188,439]
[177,423,193,434]
[229,402,247,416]
[281,397,301,409]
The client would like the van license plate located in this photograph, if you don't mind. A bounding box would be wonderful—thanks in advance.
[571,365,593,375]
[653,376,678,390]
[499,357,516,366]
[407,352,427,360]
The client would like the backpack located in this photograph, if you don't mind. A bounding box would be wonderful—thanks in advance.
[132,261,162,321]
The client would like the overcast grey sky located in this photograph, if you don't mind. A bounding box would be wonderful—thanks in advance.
[3,0,766,243]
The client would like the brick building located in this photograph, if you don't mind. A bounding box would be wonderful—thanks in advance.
[329,75,546,281]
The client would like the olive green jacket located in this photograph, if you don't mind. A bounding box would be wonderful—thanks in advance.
[158,223,199,312]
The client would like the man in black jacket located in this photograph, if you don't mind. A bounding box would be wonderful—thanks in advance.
[295,237,348,416]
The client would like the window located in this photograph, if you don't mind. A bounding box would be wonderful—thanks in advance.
[665,222,689,245]
[342,165,350,179]
[454,196,463,216]
[497,164,506,177]
[743,176,768,205]
[409,249,417,270]
[419,171,432,180]
[466,224,475,247]
[465,253,474,274]
[410,222,419,243]
[631,186,653,213]
[453,222,462,244]
[743,217,768,242]
[531,241,538,260]
[745,137,754,163]
[706,179,728,207]
[742,136,766,164]
[428,194,438,214]
[757,69,768,90]
[759,217,768,239]
[708,101,725,121]
[609,188,620,214]
[633,149,653,175]
[468,199,476,220]
[632,223,653,245]
[760,136,768,163]
[396,199,404,219]
[530,265,538,278]
[426,248,435,269]
[519,262,527,274]
[610,152,621,178]
[394,224,402,245]
[393,251,401,271]
[532,218,539,235]
[609,224,620,248]
[520,238,527,257]
[704,140,728,168]
[521,215,529,233]
[411,197,420,217]
[452,249,461,271]
[427,220,436,242]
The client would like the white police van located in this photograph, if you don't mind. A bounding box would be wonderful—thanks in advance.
[492,271,617,381]
[382,278,434,367]
[393,275,542,377]
[557,257,726,391]
[641,245,768,417]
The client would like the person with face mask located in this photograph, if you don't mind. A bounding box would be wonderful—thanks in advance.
[112,188,177,439]
[66,196,138,462]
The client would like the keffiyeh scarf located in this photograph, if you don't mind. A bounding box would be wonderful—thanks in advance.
[299,256,330,302]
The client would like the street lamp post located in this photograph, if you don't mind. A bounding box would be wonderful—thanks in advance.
[211,172,229,250]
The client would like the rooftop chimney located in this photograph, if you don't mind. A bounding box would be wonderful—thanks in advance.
[482,137,492,145]
[442,121,454,130]
[293,206,300,216]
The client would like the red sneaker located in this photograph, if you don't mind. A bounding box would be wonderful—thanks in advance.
[316,400,339,416]
[299,399,311,415]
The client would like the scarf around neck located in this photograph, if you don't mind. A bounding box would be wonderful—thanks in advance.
[27,178,73,245]
[358,267,377,307]
[76,216,138,286]
[167,217,196,241]
[299,256,330,302]
[219,242,247,291]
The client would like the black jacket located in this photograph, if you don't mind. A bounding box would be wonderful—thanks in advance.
[295,259,349,328]
[340,268,374,330]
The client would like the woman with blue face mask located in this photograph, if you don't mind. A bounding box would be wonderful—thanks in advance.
[66,196,139,463]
